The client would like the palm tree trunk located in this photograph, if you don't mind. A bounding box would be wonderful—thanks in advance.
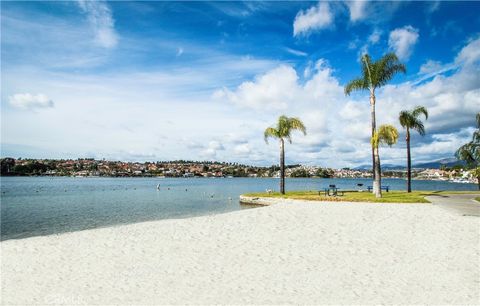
[280,138,285,194]
[406,128,412,193]
[370,91,381,198]
[371,99,376,183]
[373,146,382,198]
[477,174,480,190]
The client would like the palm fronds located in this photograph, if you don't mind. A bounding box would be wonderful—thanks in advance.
[344,78,368,95]
[399,106,428,135]
[456,112,480,168]
[264,127,279,143]
[264,115,307,144]
[372,124,398,148]
[344,52,406,95]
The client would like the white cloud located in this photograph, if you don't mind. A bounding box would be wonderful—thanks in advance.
[419,60,443,74]
[455,36,480,65]
[213,37,480,167]
[368,29,381,44]
[415,131,471,157]
[293,2,333,37]
[215,59,351,165]
[284,47,307,57]
[414,37,480,84]
[208,141,225,151]
[344,2,403,26]
[388,25,419,61]
[375,40,480,137]
[2,7,479,167]
[213,65,300,110]
[303,61,314,78]
[4,42,478,167]
[303,60,343,101]
[215,59,341,111]
[233,143,251,157]
[8,93,54,110]
[200,141,225,159]
[77,0,118,48]
[346,1,368,22]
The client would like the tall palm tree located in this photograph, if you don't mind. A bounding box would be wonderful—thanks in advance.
[344,53,406,197]
[399,106,429,192]
[456,112,480,189]
[264,115,306,194]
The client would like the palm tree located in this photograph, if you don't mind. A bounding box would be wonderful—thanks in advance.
[372,124,399,148]
[371,125,399,187]
[456,112,480,189]
[264,115,306,194]
[399,106,429,192]
[344,53,406,197]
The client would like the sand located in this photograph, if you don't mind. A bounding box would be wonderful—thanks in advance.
[1,199,479,305]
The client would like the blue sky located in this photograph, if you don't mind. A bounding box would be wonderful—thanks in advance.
[1,1,480,167]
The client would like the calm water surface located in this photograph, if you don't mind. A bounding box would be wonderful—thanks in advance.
[1,177,477,240]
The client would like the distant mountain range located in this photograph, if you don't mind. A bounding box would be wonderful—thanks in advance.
[353,158,466,170]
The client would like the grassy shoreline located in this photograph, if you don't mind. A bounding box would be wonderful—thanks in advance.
[242,190,480,203]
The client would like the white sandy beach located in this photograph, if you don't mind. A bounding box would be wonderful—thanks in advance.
[1,199,479,305]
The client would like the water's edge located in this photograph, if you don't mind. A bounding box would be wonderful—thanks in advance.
[2,177,476,240]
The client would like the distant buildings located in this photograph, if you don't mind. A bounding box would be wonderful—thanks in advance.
[0,158,476,183]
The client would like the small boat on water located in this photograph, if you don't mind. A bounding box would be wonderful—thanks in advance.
[450,178,471,184]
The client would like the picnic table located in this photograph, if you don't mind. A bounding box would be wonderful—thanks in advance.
[320,185,344,196]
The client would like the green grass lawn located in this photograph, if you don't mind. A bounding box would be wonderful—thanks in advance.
[242,190,480,204]
[475,197,480,202]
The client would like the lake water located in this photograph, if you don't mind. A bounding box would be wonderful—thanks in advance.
[1,176,477,241]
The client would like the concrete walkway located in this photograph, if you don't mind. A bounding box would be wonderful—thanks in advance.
[426,194,480,217]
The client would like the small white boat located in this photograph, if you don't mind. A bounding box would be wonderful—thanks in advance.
[450,178,471,184]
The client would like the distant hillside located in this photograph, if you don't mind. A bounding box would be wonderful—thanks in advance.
[353,158,466,170]
[412,158,466,169]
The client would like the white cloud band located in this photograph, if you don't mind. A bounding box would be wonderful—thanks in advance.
[8,93,54,110]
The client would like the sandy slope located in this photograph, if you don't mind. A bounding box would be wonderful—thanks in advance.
[1,200,479,305]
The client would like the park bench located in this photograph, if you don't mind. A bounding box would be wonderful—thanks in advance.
[367,185,390,192]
